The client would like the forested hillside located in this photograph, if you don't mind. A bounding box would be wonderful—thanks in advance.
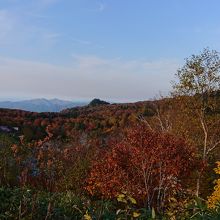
[1,49,220,219]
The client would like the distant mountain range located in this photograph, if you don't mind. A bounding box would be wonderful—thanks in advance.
[0,98,87,112]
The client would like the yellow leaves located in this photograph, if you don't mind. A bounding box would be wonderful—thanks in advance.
[83,211,92,220]
[207,180,220,209]
[117,193,137,204]
[128,196,137,204]
[116,192,142,218]
[214,162,220,175]
[133,211,141,218]
[117,194,127,203]
[207,162,220,209]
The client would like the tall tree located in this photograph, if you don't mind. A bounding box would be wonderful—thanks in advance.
[172,48,220,196]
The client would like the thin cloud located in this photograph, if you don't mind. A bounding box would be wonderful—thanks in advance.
[0,56,180,102]
[0,5,61,47]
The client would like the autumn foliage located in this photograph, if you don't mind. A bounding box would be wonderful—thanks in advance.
[86,125,196,210]
[208,162,220,209]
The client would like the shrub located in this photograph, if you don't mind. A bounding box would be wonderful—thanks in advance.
[86,125,197,211]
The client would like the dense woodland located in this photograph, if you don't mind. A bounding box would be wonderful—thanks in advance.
[1,48,220,219]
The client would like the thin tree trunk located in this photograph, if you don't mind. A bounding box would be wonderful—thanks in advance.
[196,112,208,197]
[195,174,201,197]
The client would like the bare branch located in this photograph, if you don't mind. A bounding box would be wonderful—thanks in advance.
[207,140,220,155]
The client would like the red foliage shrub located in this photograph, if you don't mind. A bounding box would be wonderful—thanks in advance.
[85,125,197,209]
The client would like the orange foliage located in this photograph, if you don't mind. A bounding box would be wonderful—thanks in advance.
[86,126,197,209]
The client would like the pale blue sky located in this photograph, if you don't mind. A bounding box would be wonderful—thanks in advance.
[0,0,220,101]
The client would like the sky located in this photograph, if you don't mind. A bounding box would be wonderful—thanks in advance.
[1,0,220,102]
